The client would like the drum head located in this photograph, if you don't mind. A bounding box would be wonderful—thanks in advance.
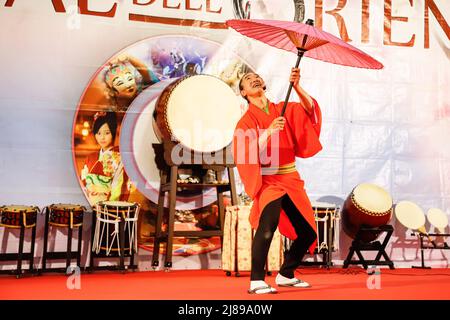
[50,204,83,210]
[166,75,241,153]
[353,183,392,213]
[1,205,37,213]
[99,201,135,208]
[395,201,426,230]
[426,208,449,229]
[311,201,336,209]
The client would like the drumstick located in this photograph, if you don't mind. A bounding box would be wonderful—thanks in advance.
[417,225,437,248]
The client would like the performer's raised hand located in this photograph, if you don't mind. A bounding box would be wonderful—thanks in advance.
[291,67,314,115]
[258,116,285,151]
[269,116,286,134]
[290,67,301,87]
[110,53,130,65]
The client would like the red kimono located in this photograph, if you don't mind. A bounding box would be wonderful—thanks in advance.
[80,146,130,204]
[232,98,322,254]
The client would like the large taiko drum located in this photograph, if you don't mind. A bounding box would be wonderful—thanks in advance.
[154,74,242,153]
[341,183,393,242]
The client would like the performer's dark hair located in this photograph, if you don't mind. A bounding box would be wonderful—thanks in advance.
[93,111,118,143]
[238,76,249,103]
[239,72,266,103]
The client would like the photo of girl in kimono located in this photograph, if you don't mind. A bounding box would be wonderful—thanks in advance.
[80,111,130,205]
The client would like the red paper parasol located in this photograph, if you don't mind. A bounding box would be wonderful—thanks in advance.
[226,19,384,115]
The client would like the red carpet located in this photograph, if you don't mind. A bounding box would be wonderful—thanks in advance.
[1,268,450,300]
[139,236,222,256]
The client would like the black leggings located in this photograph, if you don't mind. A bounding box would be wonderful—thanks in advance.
[251,195,317,280]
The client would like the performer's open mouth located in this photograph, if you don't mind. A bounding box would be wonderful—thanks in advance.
[252,81,262,88]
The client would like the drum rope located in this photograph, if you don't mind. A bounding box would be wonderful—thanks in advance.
[93,204,100,253]
[129,205,139,254]
[334,208,341,251]
[315,208,330,253]
[93,203,139,256]
[114,205,120,254]
[93,204,121,256]
[123,206,132,255]
[323,209,328,252]
[122,205,139,254]
[285,205,339,255]
[23,208,38,228]
[314,208,319,252]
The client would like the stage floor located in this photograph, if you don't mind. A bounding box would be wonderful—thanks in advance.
[1,268,450,300]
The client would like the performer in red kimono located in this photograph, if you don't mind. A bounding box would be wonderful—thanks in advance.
[233,68,322,294]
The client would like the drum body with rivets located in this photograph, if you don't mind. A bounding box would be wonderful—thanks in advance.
[341,183,393,242]
[48,204,85,228]
[0,205,39,228]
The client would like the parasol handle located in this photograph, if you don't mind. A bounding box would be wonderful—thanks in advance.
[281,18,314,116]
[280,49,305,116]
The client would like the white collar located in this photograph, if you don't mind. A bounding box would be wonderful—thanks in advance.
[99,148,113,158]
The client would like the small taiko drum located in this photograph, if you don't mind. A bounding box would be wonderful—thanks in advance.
[427,208,449,246]
[47,204,86,228]
[394,201,426,231]
[92,201,140,256]
[395,201,437,246]
[311,202,340,253]
[427,208,449,235]
[341,183,393,242]
[154,74,242,153]
[0,205,39,228]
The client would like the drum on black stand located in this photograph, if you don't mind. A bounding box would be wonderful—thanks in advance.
[0,205,39,228]
[341,183,393,242]
[427,208,449,247]
[154,74,242,154]
[311,201,340,254]
[92,201,140,256]
[283,201,340,267]
[427,208,449,233]
[47,204,85,228]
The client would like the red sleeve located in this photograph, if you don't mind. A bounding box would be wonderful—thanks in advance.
[279,98,323,158]
[307,98,322,136]
[119,167,131,202]
[232,116,262,199]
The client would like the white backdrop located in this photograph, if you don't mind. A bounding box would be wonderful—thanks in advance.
[0,0,449,270]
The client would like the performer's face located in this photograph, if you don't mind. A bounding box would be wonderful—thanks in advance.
[110,69,137,99]
[95,123,114,150]
[240,72,266,100]
[151,49,160,65]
